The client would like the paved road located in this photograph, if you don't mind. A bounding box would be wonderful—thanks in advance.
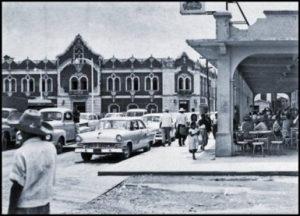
[2,147,133,214]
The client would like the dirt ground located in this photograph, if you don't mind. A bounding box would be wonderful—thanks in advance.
[70,175,298,214]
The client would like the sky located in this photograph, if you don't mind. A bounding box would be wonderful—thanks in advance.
[2,1,298,62]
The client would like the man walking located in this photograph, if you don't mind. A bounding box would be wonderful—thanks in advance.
[176,108,188,146]
[7,109,57,214]
[160,109,173,146]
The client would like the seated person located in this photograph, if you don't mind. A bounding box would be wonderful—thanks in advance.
[240,115,254,139]
[272,115,282,139]
[254,117,268,131]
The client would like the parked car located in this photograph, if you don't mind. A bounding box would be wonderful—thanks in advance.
[2,108,21,150]
[40,108,77,153]
[142,113,176,145]
[126,109,148,117]
[80,112,100,131]
[104,112,126,118]
[74,117,155,161]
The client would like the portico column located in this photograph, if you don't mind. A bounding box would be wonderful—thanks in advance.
[214,12,234,157]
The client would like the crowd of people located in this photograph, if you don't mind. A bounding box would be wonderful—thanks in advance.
[160,108,217,160]
[237,107,298,141]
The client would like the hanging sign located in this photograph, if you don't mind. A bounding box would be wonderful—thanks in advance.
[180,2,206,15]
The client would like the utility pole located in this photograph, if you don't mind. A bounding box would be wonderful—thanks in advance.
[206,59,210,113]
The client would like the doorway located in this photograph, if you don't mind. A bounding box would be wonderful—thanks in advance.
[179,100,189,112]
[73,102,86,113]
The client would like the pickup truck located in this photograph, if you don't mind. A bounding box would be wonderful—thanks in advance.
[2,108,21,150]
[39,108,78,153]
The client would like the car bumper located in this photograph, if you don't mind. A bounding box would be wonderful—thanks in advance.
[75,148,123,153]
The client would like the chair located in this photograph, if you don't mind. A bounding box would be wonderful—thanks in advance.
[252,141,265,157]
[236,141,248,155]
[253,137,269,153]
[290,128,299,149]
[270,132,284,155]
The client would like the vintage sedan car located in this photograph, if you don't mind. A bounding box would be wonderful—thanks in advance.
[80,112,100,131]
[126,109,148,117]
[75,117,155,161]
[142,113,176,145]
[104,112,126,118]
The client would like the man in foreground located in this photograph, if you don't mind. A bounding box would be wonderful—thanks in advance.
[7,109,57,214]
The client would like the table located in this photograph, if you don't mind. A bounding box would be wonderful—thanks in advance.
[249,130,273,153]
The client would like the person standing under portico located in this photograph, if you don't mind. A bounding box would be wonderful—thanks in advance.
[160,109,173,146]
[176,108,188,146]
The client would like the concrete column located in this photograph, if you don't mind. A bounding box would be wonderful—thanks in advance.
[216,53,233,157]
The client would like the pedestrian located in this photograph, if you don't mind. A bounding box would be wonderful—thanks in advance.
[160,109,173,146]
[7,109,57,215]
[73,106,80,134]
[176,108,188,146]
[187,122,200,160]
[212,113,218,139]
[205,113,212,137]
[198,114,209,150]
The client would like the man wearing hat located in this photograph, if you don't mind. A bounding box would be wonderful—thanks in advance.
[160,109,173,146]
[7,109,57,214]
[176,108,188,146]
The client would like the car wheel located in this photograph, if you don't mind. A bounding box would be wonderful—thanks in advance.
[56,138,64,154]
[122,144,132,159]
[144,142,151,152]
[81,153,93,161]
[2,133,9,151]
[171,137,175,142]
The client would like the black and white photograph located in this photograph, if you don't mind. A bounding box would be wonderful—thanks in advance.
[1,1,299,214]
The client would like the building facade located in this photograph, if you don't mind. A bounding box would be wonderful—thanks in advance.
[2,34,217,115]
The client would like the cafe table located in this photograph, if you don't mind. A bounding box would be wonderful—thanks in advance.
[249,130,273,153]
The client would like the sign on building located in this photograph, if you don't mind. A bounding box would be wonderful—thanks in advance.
[180,2,206,15]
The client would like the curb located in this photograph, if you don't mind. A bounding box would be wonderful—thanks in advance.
[98,171,298,176]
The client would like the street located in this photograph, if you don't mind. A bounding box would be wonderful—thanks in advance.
[2,137,298,214]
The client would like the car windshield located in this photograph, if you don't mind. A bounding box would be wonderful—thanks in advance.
[41,112,62,121]
[127,112,144,117]
[99,120,128,130]
[2,111,10,119]
[143,116,161,123]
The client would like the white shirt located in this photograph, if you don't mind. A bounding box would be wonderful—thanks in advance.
[9,137,57,208]
[160,113,173,128]
[176,113,187,125]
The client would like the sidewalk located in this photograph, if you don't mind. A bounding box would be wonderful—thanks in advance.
[98,135,299,175]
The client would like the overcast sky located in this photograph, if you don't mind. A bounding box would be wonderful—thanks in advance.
[2,1,298,61]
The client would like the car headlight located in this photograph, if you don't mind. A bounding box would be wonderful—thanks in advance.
[76,135,82,143]
[17,133,23,141]
[116,135,122,142]
[45,134,52,141]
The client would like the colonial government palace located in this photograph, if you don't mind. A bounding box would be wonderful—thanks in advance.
[2,34,217,115]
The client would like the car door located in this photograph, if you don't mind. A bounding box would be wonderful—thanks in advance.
[129,120,141,151]
[63,111,76,141]
[137,120,149,148]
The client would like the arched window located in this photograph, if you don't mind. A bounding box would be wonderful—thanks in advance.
[108,104,120,113]
[133,78,139,91]
[71,77,78,90]
[146,103,158,113]
[153,77,158,91]
[47,78,52,92]
[115,77,120,91]
[4,79,9,92]
[11,79,17,92]
[126,77,132,91]
[178,77,184,90]
[42,79,46,92]
[145,77,151,91]
[29,78,34,92]
[127,103,138,110]
[22,78,28,92]
[108,77,113,91]
[185,77,191,90]
[80,77,87,90]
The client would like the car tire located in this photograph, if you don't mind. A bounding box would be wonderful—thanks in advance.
[122,144,132,159]
[81,153,93,161]
[144,142,151,152]
[171,137,175,142]
[56,138,64,154]
[2,133,9,151]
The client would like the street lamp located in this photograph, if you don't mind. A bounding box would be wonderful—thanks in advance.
[6,57,14,73]
[73,57,94,114]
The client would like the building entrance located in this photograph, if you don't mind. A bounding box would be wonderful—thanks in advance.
[73,102,86,113]
[179,100,189,112]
